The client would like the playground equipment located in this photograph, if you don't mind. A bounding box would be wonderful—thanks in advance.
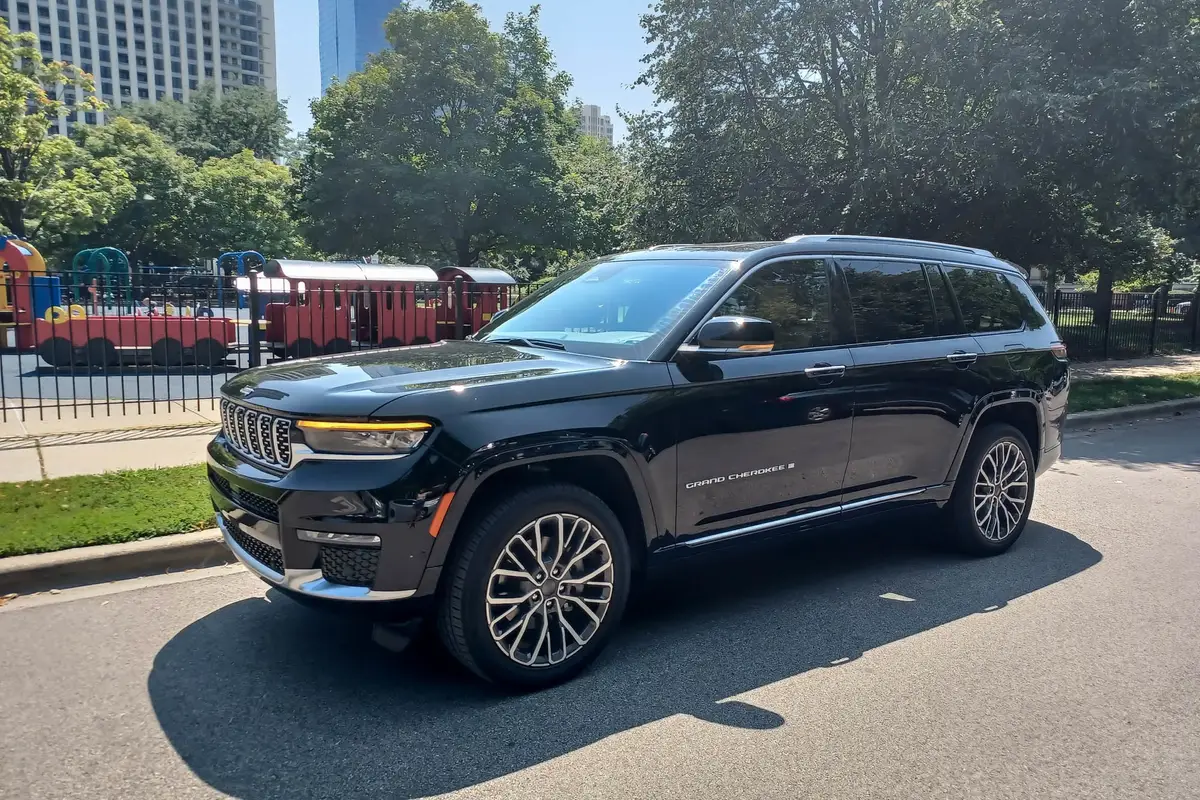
[255,260,519,358]
[71,247,133,307]
[217,251,267,309]
[0,236,48,341]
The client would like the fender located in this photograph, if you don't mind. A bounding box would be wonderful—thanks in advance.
[426,434,662,569]
[944,391,1045,485]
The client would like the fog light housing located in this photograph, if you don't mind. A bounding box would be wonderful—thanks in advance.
[297,529,381,547]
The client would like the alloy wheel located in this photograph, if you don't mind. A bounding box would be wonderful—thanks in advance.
[973,440,1030,541]
[485,513,615,668]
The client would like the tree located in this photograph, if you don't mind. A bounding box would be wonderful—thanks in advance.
[71,118,194,264]
[297,1,578,267]
[115,84,290,163]
[0,18,132,249]
[178,150,307,259]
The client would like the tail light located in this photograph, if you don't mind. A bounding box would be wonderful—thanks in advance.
[1051,342,1068,360]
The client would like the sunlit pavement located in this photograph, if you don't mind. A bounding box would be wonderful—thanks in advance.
[2,415,1198,800]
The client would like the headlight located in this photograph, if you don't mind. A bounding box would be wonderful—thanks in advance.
[296,420,431,456]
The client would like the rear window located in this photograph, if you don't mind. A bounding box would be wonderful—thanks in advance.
[841,259,938,343]
[945,266,1024,333]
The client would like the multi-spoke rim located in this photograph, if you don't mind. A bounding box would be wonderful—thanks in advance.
[485,513,615,668]
[973,440,1030,541]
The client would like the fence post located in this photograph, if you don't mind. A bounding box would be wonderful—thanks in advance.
[1148,288,1160,356]
[247,270,262,368]
[1052,288,1062,326]
[1191,287,1200,352]
[453,276,465,340]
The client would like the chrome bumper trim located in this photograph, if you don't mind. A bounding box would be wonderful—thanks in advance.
[218,515,416,602]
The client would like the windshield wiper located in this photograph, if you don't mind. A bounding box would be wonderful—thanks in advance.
[480,336,567,351]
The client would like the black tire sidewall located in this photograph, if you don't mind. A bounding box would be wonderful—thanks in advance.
[952,423,1036,554]
[450,485,632,688]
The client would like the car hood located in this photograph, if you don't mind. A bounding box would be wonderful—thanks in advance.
[220,340,623,417]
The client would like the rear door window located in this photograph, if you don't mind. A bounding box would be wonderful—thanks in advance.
[716,258,831,351]
[944,266,1024,332]
[840,260,938,343]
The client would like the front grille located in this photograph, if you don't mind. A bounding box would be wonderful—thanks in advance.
[319,544,380,587]
[220,398,292,469]
[227,520,285,575]
[209,467,280,522]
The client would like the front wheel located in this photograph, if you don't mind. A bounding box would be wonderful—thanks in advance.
[437,484,631,689]
[946,423,1035,556]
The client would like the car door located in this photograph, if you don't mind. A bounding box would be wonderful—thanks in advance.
[835,258,993,506]
[669,257,855,545]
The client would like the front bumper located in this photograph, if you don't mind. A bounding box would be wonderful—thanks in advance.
[208,433,457,604]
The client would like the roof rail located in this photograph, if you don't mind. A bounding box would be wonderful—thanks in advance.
[786,234,994,257]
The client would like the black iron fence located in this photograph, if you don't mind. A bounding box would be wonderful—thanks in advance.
[1,269,537,422]
[3,270,1198,422]
[1034,287,1200,360]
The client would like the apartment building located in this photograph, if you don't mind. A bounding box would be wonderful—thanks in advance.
[0,0,277,136]
[579,103,614,145]
[318,0,394,93]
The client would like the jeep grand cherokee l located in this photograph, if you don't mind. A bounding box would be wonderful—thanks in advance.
[209,235,1069,689]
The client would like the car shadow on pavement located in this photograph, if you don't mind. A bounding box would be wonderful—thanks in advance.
[148,519,1100,800]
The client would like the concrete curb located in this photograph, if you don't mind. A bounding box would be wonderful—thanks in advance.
[1064,397,1200,430]
[0,529,234,597]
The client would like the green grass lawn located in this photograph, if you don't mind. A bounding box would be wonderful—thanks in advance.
[1070,371,1200,413]
[0,464,215,558]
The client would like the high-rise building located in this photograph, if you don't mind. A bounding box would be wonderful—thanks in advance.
[1,0,277,137]
[318,0,396,93]
[579,104,614,145]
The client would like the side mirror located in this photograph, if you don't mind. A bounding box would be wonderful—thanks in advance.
[682,315,775,355]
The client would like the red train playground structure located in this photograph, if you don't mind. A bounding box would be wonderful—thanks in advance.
[248,260,522,360]
[2,246,525,369]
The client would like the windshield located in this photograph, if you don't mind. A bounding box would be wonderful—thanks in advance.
[476,258,737,359]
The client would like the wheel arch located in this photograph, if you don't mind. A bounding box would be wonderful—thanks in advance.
[946,394,1044,484]
[427,439,660,579]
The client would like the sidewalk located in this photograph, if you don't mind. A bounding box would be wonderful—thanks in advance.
[2,354,1198,484]
[0,401,219,483]
[1070,353,1200,380]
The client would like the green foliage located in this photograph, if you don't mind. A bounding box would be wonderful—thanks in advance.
[298,1,581,269]
[0,18,129,245]
[115,83,290,163]
[630,0,1200,287]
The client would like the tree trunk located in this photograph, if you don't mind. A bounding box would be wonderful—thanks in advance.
[1095,267,1114,330]
[455,237,472,268]
[0,202,27,240]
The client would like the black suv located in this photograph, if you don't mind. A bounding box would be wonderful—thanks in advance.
[209,236,1069,688]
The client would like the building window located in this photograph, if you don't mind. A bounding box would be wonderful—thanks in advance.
[101,81,112,93]
[154,58,163,70]
[118,68,129,79]
[136,55,145,66]
[154,74,164,86]
[100,66,111,77]
[188,78,197,88]
[172,76,181,88]
[136,71,146,82]
[171,60,180,73]
[137,87,148,98]
[84,111,97,124]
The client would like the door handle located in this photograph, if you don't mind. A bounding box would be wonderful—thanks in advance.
[946,351,979,365]
[1004,343,1028,352]
[804,364,846,378]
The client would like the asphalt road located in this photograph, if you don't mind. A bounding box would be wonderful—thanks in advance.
[2,416,1199,800]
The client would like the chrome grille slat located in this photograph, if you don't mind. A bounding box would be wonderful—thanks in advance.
[220,398,292,469]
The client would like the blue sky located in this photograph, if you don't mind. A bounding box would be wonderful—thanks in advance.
[275,0,657,139]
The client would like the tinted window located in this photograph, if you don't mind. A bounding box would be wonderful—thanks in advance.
[945,267,1024,332]
[716,259,831,351]
[1004,274,1049,330]
[480,258,735,359]
[925,265,963,334]
[841,260,938,343]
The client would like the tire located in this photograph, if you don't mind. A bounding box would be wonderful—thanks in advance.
[192,337,227,367]
[412,336,432,345]
[38,337,73,368]
[286,338,319,359]
[437,483,632,690]
[85,337,118,368]
[325,337,351,354]
[380,337,404,348]
[150,337,184,367]
[945,423,1035,556]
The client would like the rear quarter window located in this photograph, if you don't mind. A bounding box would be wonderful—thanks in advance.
[945,266,1024,333]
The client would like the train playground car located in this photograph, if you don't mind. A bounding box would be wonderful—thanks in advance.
[253,260,520,358]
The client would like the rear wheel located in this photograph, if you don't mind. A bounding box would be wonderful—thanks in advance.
[151,337,184,367]
[437,483,631,689]
[380,337,404,348]
[193,337,227,367]
[945,423,1035,556]
[286,338,319,359]
[325,337,351,354]
[85,337,118,368]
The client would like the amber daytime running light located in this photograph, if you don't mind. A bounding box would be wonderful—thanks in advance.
[295,420,432,455]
